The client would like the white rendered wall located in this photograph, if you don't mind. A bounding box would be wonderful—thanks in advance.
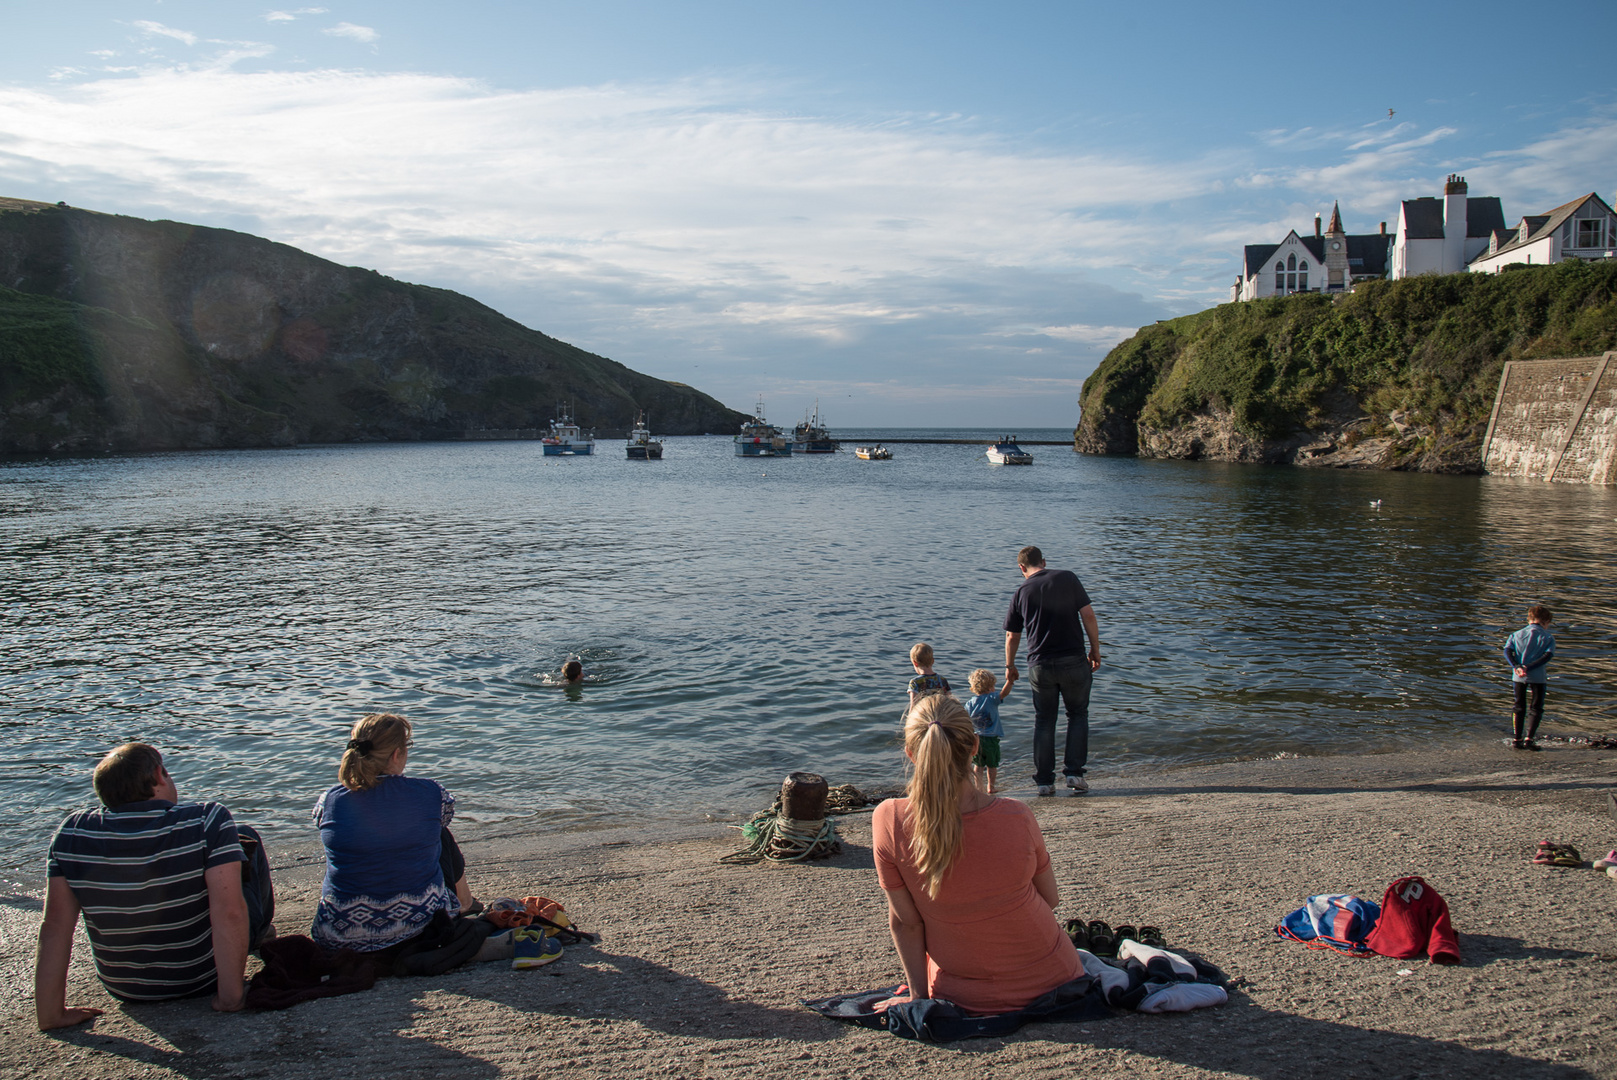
[1468,237,1556,274]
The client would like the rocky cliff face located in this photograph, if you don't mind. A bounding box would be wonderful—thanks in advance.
[0,197,749,453]
[1074,263,1617,474]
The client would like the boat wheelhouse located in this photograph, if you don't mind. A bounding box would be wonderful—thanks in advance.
[789,402,839,454]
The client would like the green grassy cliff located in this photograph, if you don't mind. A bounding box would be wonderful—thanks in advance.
[0,197,749,453]
[1075,260,1617,472]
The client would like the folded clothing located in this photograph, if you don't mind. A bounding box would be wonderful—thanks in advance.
[1364,876,1460,965]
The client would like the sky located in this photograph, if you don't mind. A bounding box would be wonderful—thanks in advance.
[1,2,1614,426]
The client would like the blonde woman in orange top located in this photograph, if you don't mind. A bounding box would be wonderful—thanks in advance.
[872,694,1082,1015]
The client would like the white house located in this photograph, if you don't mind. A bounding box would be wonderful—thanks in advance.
[1389,175,1506,278]
[1467,192,1617,274]
[1231,203,1392,302]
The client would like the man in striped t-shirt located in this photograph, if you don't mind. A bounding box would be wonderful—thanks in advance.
[35,743,275,1029]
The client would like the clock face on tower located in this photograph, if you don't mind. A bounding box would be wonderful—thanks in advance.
[1332,242,1342,250]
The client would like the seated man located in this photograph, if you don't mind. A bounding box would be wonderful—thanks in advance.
[35,743,275,1029]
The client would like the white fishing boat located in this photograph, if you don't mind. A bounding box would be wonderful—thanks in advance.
[985,436,1033,465]
[542,403,595,455]
[625,411,663,460]
[855,444,892,460]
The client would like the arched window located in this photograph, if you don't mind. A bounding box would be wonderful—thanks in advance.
[1275,262,1284,292]
[1298,260,1309,291]
[1286,252,1297,293]
[1287,254,1296,270]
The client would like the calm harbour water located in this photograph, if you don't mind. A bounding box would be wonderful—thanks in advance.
[3,430,1615,880]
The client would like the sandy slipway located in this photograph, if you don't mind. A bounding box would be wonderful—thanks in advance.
[4,744,1616,1080]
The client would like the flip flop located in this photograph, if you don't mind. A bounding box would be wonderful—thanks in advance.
[1087,920,1115,958]
[1063,919,1090,950]
[1549,844,1584,868]
[1138,925,1166,949]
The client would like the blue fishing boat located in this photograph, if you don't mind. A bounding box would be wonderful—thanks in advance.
[985,435,1033,465]
[734,398,791,457]
[542,404,595,455]
[788,401,839,454]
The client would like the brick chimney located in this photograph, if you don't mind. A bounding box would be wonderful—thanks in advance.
[1380,221,1387,235]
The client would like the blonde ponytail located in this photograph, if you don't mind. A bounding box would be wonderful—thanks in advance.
[338,713,412,791]
[902,695,978,897]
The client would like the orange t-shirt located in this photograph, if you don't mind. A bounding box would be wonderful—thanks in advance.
[873,796,1082,1014]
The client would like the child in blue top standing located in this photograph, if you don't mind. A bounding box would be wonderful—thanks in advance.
[1503,605,1555,750]
[964,668,1015,793]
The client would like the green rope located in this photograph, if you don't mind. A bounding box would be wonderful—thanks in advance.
[719,809,840,864]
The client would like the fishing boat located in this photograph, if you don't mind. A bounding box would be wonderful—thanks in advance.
[734,398,791,457]
[855,444,892,460]
[625,411,663,460]
[985,436,1033,465]
[542,404,595,456]
[788,401,839,454]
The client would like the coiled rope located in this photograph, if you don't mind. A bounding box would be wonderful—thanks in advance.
[719,810,840,864]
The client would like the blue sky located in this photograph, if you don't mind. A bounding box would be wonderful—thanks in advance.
[1,2,1613,426]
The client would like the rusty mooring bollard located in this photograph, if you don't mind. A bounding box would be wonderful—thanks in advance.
[781,771,829,821]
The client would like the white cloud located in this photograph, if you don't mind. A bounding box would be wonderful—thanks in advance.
[133,21,199,47]
[324,22,379,44]
[265,8,330,22]
[2,62,1610,423]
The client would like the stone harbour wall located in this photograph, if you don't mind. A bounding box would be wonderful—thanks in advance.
[1481,352,1617,483]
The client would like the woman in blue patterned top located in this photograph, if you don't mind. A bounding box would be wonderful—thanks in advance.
[311,714,476,951]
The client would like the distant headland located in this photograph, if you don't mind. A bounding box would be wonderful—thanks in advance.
[1076,259,1617,474]
[0,197,749,454]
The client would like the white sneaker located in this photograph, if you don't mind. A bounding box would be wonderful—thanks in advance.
[1066,775,1089,794]
[1037,785,1055,797]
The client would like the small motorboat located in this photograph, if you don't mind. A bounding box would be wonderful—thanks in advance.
[855,444,892,460]
[985,436,1033,465]
[625,411,663,459]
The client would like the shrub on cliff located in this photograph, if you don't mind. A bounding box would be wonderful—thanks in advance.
[1077,260,1617,455]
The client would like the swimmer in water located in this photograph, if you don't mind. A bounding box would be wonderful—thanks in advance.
[562,660,583,685]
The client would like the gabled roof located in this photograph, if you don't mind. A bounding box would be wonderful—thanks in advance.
[1476,193,1613,262]
[1242,231,1325,276]
[1399,195,1507,240]
[1346,233,1392,276]
[1466,197,1506,238]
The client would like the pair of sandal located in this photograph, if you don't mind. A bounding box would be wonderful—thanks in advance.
[1063,918,1165,957]
[1533,841,1584,867]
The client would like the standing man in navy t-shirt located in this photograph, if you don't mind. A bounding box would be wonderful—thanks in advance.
[1004,545,1102,796]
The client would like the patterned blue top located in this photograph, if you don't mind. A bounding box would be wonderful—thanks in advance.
[48,800,244,1001]
[964,692,1006,738]
[311,775,458,951]
[908,673,952,697]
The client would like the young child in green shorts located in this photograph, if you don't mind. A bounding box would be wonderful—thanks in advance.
[964,668,1015,794]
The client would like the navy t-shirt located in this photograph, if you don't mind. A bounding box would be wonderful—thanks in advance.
[1004,568,1093,663]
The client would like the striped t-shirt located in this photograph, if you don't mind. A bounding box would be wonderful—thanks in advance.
[47,800,245,1001]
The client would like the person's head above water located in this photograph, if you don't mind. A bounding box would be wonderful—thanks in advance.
[562,660,583,683]
[902,694,980,897]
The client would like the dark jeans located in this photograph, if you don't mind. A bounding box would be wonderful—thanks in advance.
[236,824,276,949]
[1512,682,1546,742]
[439,827,465,893]
[1029,655,1093,786]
